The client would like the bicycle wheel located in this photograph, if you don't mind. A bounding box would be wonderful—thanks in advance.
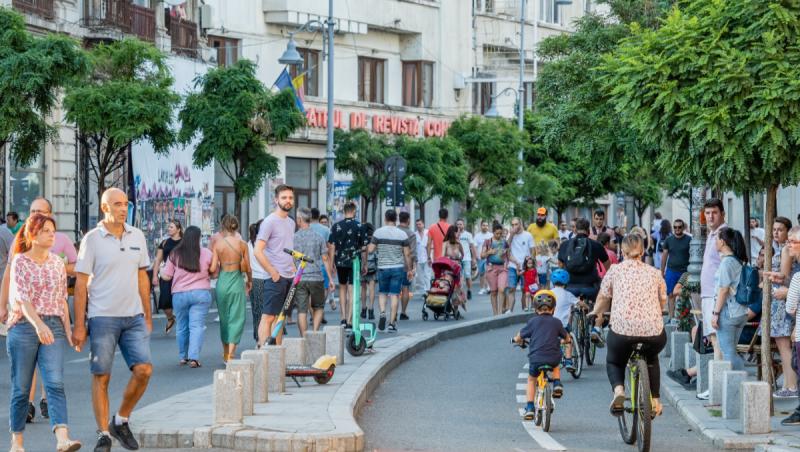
[542,384,553,432]
[569,332,582,379]
[636,359,652,452]
[534,386,543,426]
[584,327,596,366]
[618,363,638,445]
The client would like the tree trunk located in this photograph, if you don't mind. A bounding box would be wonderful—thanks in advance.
[371,196,379,225]
[234,190,242,220]
[417,199,426,224]
[761,184,777,403]
[743,191,751,262]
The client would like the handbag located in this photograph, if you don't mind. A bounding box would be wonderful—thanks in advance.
[693,315,713,354]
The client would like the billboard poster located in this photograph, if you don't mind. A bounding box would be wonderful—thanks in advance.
[332,181,356,222]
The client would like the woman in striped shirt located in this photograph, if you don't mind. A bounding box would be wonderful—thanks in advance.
[782,226,800,426]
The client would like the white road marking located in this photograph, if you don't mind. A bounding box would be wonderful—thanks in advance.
[524,363,529,369]
[518,372,528,379]
[517,383,527,391]
[516,394,527,403]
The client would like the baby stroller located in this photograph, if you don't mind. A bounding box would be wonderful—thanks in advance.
[422,257,463,321]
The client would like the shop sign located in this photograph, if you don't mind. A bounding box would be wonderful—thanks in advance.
[303,107,451,138]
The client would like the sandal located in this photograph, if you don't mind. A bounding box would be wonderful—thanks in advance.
[165,316,176,334]
[9,444,25,452]
[189,360,201,368]
[651,399,663,418]
[610,392,625,416]
[179,359,189,366]
[56,439,81,452]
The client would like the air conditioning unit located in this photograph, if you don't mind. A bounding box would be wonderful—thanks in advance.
[199,3,215,29]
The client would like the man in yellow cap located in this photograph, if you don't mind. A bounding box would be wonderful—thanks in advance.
[527,207,559,246]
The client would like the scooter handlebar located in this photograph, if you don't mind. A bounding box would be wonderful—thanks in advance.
[284,248,314,263]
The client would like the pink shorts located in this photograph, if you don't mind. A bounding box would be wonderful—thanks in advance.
[485,264,508,292]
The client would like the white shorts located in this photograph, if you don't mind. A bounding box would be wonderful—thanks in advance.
[461,261,472,279]
[701,296,717,335]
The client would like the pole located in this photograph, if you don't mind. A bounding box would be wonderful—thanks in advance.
[325,0,335,216]
[516,0,526,202]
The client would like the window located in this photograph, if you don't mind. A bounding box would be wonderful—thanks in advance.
[10,153,44,218]
[208,36,239,67]
[539,0,563,24]
[475,0,494,13]
[285,158,319,218]
[472,82,495,115]
[522,81,535,110]
[402,61,434,108]
[288,48,320,97]
[584,0,592,12]
[358,57,385,104]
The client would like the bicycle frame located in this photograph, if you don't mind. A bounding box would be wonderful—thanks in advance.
[267,250,311,345]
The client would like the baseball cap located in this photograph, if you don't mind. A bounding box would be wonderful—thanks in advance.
[537,207,547,215]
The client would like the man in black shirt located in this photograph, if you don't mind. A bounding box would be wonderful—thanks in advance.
[328,202,367,327]
[661,218,691,320]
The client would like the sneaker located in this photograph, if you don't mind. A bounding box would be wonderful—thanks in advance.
[26,402,34,423]
[479,288,488,295]
[341,319,347,327]
[399,313,409,320]
[774,388,799,399]
[321,317,328,325]
[563,358,575,372]
[667,368,691,385]
[109,415,139,450]
[680,377,698,391]
[523,402,535,420]
[40,398,48,419]
[553,382,564,398]
[591,327,605,348]
[360,308,367,319]
[378,315,386,331]
[781,411,800,426]
[467,290,472,300]
[388,323,397,333]
[94,432,112,452]
[696,390,709,400]
[368,309,375,320]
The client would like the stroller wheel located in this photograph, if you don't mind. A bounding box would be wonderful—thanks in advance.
[455,311,461,320]
[422,311,429,321]
[434,313,440,320]
[444,313,449,321]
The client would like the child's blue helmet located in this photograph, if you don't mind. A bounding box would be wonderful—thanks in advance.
[551,268,570,286]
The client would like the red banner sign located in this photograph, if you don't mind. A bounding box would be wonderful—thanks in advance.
[304,107,451,138]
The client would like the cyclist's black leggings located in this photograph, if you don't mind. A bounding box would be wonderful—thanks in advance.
[606,329,667,398]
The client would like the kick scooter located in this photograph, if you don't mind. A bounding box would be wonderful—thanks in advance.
[267,249,338,385]
[346,253,377,356]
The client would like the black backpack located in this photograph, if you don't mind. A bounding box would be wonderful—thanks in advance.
[564,237,594,274]
[731,257,760,306]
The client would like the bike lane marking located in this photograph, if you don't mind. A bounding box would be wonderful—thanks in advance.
[516,362,567,451]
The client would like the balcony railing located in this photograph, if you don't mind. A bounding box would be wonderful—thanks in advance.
[12,0,55,20]
[83,1,156,42]
[168,18,198,58]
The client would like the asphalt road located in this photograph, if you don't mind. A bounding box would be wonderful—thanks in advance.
[359,323,721,452]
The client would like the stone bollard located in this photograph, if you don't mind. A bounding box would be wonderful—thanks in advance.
[213,369,243,425]
[306,331,327,363]
[669,332,690,372]
[708,360,732,406]
[226,359,255,416]
[696,352,713,395]
[684,343,697,369]
[662,324,678,358]
[741,381,771,434]
[241,350,269,403]
[722,370,748,419]
[265,345,286,394]
[324,325,345,365]
[284,337,308,365]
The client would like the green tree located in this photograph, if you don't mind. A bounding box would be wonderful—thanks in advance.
[333,129,394,222]
[0,7,89,166]
[64,39,178,216]
[449,115,527,225]
[600,0,800,383]
[179,59,304,218]
[396,136,468,223]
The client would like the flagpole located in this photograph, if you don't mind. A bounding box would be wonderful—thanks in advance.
[325,0,335,218]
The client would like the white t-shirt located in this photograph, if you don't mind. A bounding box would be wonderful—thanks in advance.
[415,230,428,264]
[459,231,475,262]
[509,231,534,270]
[248,241,269,280]
[536,254,550,276]
[474,231,492,257]
[558,230,570,241]
[552,286,579,328]
[750,227,765,265]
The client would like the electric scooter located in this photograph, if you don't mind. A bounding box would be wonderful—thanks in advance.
[266,249,338,385]
[346,253,377,356]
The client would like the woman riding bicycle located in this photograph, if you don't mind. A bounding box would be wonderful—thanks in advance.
[590,233,667,417]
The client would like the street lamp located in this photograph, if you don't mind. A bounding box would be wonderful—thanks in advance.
[279,0,336,218]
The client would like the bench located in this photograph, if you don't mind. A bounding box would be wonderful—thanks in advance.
[736,321,781,384]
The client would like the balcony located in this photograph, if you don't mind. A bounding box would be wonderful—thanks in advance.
[12,0,55,20]
[168,18,198,59]
[83,0,156,42]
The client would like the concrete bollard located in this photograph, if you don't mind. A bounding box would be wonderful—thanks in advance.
[708,360,732,406]
[722,370,748,419]
[240,350,269,403]
[696,352,713,395]
[265,345,286,393]
[283,337,308,365]
[213,369,243,425]
[741,381,771,434]
[684,343,697,369]
[662,324,678,358]
[226,359,255,416]
[669,332,690,372]
[305,331,326,363]
[324,325,345,365]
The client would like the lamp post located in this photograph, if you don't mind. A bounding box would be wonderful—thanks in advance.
[279,0,336,217]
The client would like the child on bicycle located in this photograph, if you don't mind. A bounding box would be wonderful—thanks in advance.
[521,256,539,312]
[513,290,571,420]
[550,269,580,371]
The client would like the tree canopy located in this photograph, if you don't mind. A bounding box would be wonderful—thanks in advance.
[333,129,394,222]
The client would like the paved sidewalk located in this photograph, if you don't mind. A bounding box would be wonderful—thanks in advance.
[131,293,532,451]
[662,364,800,449]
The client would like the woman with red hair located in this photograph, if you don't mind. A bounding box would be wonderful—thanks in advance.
[6,214,80,452]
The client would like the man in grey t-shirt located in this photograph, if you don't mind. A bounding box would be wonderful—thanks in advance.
[397,211,416,320]
[368,209,412,333]
[294,208,335,334]
[72,188,152,452]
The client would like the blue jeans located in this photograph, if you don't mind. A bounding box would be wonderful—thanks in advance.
[7,317,68,433]
[717,303,748,370]
[88,315,151,375]
[378,267,406,296]
[173,289,212,361]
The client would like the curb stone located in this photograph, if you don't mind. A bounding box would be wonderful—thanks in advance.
[135,312,533,451]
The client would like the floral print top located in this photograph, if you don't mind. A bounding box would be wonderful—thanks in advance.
[7,253,68,328]
[598,259,666,337]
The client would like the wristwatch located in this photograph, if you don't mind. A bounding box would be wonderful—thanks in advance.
[712,311,720,316]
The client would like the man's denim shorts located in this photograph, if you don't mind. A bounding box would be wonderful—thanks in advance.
[88,314,151,375]
[378,267,406,296]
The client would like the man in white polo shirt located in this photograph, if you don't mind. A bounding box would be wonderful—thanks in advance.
[72,188,152,452]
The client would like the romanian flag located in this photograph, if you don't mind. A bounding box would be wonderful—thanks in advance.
[273,68,305,114]
[292,73,305,104]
